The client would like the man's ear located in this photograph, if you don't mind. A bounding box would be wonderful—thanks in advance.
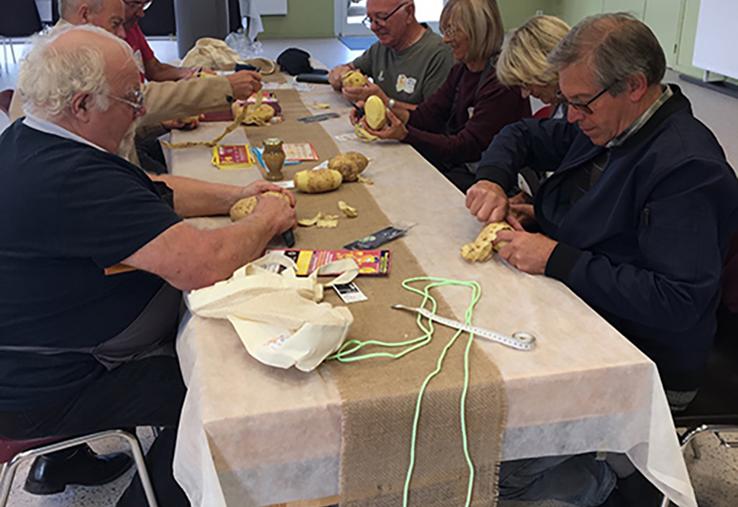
[404,2,415,23]
[626,73,649,102]
[78,4,91,23]
[69,92,93,122]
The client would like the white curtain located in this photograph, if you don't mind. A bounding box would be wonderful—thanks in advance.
[238,0,264,43]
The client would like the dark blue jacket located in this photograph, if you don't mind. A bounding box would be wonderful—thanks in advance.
[477,85,738,390]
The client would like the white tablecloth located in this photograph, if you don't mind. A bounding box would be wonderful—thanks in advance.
[168,80,697,507]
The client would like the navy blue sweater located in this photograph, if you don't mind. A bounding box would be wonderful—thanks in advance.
[477,85,738,390]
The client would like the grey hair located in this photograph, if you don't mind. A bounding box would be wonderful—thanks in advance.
[60,0,105,19]
[548,12,665,95]
[18,24,132,120]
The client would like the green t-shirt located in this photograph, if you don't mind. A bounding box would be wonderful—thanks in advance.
[352,26,454,104]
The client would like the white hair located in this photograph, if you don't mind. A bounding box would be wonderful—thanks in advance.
[60,0,105,19]
[18,24,132,120]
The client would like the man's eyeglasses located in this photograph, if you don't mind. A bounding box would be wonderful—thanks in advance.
[362,2,409,29]
[105,89,145,114]
[123,0,153,10]
[557,81,617,115]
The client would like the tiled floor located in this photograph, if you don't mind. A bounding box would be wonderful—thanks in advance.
[3,37,738,506]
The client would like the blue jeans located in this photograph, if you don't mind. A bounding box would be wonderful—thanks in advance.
[499,453,617,506]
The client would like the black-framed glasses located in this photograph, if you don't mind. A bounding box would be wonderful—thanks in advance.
[105,89,145,114]
[558,82,617,115]
[362,2,409,29]
[123,0,153,10]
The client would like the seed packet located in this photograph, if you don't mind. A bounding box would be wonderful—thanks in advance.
[343,225,413,250]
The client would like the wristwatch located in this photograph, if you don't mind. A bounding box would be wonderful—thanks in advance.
[388,98,396,109]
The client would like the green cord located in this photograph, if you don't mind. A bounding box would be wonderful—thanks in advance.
[330,277,482,507]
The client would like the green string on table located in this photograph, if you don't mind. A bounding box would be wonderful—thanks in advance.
[329,276,482,507]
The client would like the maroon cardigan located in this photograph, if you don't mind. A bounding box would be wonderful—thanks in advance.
[404,62,531,167]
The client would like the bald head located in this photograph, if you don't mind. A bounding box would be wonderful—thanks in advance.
[60,0,103,18]
[61,0,125,38]
[365,0,419,50]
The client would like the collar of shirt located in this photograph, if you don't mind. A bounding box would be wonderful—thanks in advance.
[23,115,109,153]
[606,84,674,149]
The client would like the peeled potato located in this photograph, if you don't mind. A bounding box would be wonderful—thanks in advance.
[342,70,368,88]
[229,191,289,221]
[364,95,387,130]
[460,222,514,262]
[294,169,343,194]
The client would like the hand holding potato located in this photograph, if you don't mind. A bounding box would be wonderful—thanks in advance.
[364,108,407,141]
[253,192,296,235]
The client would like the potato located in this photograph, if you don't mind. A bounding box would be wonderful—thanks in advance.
[229,191,289,221]
[229,197,258,221]
[294,169,343,194]
[328,153,365,182]
[342,70,368,88]
[345,152,369,172]
[179,115,200,124]
[231,102,275,126]
[364,95,387,130]
[354,124,378,142]
[460,222,514,262]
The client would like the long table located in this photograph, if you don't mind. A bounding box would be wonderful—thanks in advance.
[166,78,697,507]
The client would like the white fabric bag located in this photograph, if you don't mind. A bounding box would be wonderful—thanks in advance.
[185,252,355,372]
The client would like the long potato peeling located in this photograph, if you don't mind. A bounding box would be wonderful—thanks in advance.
[163,103,250,149]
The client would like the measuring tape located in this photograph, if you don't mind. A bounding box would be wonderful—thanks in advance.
[391,305,537,351]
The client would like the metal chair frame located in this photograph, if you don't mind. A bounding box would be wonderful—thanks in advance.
[0,429,158,507]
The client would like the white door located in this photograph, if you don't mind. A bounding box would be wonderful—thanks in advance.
[644,0,686,68]
[335,0,443,37]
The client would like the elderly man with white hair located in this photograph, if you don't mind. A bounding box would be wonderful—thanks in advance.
[0,24,295,505]
[9,0,263,169]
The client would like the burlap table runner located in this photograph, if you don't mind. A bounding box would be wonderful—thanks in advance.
[246,88,506,506]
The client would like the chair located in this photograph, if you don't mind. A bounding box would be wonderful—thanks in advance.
[51,0,60,24]
[659,309,738,506]
[0,429,158,507]
[0,0,43,72]
[0,90,12,116]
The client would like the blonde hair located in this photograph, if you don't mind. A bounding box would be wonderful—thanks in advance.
[440,0,504,63]
[497,15,570,88]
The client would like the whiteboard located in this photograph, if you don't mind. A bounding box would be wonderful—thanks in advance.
[693,0,738,79]
[254,0,287,16]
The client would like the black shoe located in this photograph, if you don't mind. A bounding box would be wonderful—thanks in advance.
[24,444,133,495]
